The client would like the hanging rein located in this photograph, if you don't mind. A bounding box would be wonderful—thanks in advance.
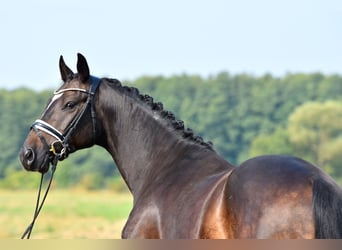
[21,76,101,239]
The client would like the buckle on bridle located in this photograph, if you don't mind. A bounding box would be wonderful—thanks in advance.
[49,141,68,159]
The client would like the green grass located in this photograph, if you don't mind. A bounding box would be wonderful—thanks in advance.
[0,189,132,239]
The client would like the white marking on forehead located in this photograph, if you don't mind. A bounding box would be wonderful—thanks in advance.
[46,92,64,111]
[41,87,88,116]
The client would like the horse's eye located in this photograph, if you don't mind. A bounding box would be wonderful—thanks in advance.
[64,101,76,110]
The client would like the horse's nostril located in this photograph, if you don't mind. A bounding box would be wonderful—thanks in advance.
[24,148,35,165]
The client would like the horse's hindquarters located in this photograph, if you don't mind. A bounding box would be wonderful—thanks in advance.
[226,155,317,239]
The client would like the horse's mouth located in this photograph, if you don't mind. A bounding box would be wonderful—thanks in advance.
[38,158,51,173]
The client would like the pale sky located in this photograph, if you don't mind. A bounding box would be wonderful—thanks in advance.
[0,0,341,90]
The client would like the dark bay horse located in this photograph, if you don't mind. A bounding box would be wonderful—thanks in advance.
[19,54,342,239]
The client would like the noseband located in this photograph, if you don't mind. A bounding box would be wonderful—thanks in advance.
[31,76,101,161]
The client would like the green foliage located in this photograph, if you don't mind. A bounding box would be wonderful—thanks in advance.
[53,147,115,188]
[1,72,342,189]
[0,169,41,189]
[249,127,295,157]
[77,173,106,190]
[287,101,342,175]
[249,100,342,180]
[106,176,130,193]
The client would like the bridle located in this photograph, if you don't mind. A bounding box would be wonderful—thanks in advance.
[21,76,101,239]
[32,76,101,161]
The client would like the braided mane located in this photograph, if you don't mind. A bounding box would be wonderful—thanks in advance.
[104,78,214,150]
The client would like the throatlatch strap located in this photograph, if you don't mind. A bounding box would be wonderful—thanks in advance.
[89,76,101,139]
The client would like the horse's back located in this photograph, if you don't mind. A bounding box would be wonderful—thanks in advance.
[226,155,318,238]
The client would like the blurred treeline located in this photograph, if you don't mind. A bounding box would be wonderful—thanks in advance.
[1,72,342,189]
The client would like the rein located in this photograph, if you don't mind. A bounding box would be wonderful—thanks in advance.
[21,76,101,239]
[21,156,58,239]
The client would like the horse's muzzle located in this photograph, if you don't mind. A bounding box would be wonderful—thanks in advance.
[19,145,50,173]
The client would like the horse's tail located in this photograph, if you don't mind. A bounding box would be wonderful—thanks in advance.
[312,174,342,238]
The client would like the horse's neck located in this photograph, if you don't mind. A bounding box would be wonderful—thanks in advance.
[97,82,224,195]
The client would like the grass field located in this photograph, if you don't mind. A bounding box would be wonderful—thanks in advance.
[0,189,133,239]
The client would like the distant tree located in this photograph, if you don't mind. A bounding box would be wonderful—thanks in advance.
[249,127,295,157]
[287,101,342,175]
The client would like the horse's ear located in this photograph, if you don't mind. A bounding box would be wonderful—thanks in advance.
[59,56,74,82]
[76,53,90,83]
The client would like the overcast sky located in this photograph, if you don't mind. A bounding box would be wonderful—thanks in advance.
[0,0,341,90]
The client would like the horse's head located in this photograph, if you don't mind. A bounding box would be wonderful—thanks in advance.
[19,53,101,173]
